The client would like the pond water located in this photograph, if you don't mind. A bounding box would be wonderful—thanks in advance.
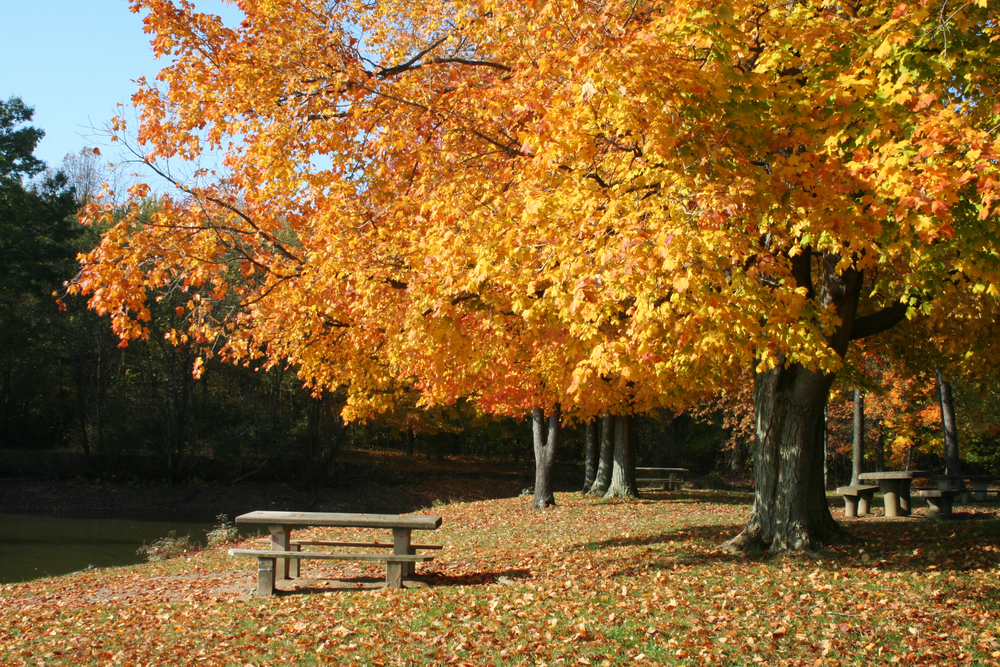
[0,513,231,584]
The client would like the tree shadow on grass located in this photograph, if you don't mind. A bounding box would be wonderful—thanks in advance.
[273,568,533,595]
[571,517,1000,577]
[576,523,741,551]
[636,489,754,506]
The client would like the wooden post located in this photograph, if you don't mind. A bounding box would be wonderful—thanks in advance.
[392,527,413,582]
[256,556,276,598]
[269,524,292,580]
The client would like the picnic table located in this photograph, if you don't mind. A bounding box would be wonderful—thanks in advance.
[229,511,442,597]
[931,474,1000,502]
[636,467,688,491]
[858,471,932,518]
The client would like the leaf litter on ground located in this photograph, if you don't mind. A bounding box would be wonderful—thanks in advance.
[3,489,1000,666]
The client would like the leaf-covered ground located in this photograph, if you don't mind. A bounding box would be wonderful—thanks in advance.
[3,490,999,666]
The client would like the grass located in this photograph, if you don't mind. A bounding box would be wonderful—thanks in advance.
[2,489,1000,666]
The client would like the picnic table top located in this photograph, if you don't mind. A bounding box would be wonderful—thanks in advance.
[858,471,932,481]
[235,511,442,530]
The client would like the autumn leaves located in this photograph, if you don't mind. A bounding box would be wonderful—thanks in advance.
[70,0,1000,542]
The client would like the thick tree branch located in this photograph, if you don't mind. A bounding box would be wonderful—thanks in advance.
[849,300,908,340]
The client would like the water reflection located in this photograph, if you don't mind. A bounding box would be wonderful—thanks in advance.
[0,513,222,584]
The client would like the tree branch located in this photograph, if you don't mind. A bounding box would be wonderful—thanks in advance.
[850,300,909,340]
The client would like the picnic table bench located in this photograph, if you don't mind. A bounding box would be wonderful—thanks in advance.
[230,511,442,597]
[636,467,688,491]
[835,484,879,517]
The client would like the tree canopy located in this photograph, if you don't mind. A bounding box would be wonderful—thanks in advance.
[75,0,1000,547]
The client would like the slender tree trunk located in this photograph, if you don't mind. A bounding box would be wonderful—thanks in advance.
[604,414,639,499]
[874,418,885,472]
[531,404,560,509]
[851,389,865,485]
[588,412,614,496]
[936,367,961,476]
[405,427,415,457]
[307,395,323,461]
[583,418,598,493]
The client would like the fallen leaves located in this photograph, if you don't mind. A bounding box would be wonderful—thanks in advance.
[3,492,1000,665]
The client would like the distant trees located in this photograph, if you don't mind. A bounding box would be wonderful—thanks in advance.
[0,97,81,449]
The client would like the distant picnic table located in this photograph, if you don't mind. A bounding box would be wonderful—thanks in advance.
[636,467,688,491]
[229,511,442,597]
[838,471,1000,518]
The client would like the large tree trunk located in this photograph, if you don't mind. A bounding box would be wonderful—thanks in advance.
[604,414,639,499]
[587,412,614,496]
[582,418,598,493]
[725,363,842,553]
[531,404,560,509]
[724,250,909,554]
[851,388,865,485]
[936,367,961,476]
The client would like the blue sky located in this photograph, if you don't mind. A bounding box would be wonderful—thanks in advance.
[0,0,241,169]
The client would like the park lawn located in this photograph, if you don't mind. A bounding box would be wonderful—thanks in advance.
[2,490,999,666]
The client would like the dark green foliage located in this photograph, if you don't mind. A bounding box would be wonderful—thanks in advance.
[0,98,82,449]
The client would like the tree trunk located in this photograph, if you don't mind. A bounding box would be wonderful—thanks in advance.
[587,412,614,496]
[851,388,864,485]
[582,418,598,493]
[724,250,888,554]
[604,414,639,499]
[531,404,560,509]
[405,427,415,457]
[873,418,885,472]
[936,367,961,476]
[724,362,842,553]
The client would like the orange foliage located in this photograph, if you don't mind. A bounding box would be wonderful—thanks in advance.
[70,0,1000,424]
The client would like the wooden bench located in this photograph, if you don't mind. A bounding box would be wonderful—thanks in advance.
[918,489,959,517]
[636,467,688,491]
[251,539,442,578]
[232,511,443,597]
[835,485,879,518]
[229,549,434,597]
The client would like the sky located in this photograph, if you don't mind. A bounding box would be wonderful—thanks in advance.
[0,0,242,170]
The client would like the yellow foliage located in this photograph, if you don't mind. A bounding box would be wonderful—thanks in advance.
[70,0,1000,422]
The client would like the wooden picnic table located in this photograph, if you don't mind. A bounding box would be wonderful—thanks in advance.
[636,467,688,491]
[858,471,932,517]
[231,511,442,596]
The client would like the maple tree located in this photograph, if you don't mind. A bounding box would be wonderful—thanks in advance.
[74,0,1000,551]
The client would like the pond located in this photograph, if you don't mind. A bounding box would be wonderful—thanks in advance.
[0,513,240,584]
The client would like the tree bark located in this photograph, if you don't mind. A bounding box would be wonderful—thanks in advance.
[936,367,961,476]
[531,404,560,509]
[604,414,639,499]
[725,250,867,554]
[851,389,865,486]
[583,418,598,493]
[724,362,843,553]
[587,412,614,496]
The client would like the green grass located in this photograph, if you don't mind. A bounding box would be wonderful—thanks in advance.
[3,490,1000,666]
